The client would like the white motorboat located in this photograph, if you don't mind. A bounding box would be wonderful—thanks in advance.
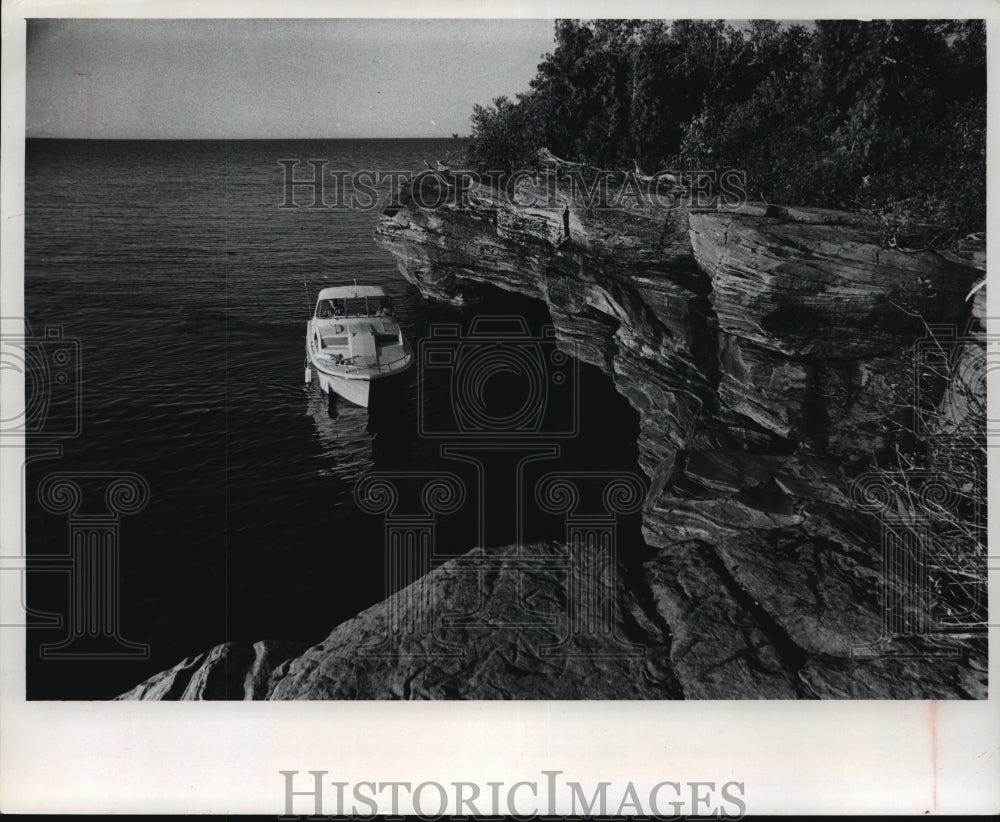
[304,285,413,408]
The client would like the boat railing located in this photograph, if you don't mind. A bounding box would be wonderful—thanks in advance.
[315,350,411,375]
[374,352,411,372]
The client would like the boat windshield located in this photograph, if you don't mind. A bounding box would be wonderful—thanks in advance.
[316,295,392,318]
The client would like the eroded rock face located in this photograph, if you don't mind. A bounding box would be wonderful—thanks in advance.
[119,530,985,700]
[120,183,986,701]
[689,209,979,358]
[116,641,307,700]
[124,544,681,700]
[269,544,685,699]
[371,187,987,699]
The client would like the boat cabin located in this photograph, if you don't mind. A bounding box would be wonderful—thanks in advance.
[315,284,393,319]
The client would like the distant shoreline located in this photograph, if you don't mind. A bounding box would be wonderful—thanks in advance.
[25,135,467,142]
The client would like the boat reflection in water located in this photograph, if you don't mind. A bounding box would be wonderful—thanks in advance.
[303,384,376,480]
[303,362,416,482]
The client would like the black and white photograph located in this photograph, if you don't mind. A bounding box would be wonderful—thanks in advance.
[1,0,997,815]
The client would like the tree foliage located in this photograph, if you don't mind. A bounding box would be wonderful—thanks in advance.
[463,19,986,235]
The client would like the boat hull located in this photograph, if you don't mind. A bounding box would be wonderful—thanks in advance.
[308,355,413,409]
[317,370,371,408]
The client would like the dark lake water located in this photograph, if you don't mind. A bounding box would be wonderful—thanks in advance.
[23,138,643,699]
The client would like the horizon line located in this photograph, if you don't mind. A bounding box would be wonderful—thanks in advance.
[26,135,468,141]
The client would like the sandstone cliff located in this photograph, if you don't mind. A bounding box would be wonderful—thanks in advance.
[119,178,986,700]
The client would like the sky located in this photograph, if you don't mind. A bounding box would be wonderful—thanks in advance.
[25,19,556,139]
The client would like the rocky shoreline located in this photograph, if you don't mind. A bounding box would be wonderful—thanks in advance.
[119,178,987,700]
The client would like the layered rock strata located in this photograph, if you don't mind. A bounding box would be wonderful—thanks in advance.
[121,180,986,699]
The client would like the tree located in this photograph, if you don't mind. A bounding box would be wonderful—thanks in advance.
[461,18,985,234]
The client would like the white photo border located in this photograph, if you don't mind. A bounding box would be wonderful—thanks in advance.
[1,0,998,815]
